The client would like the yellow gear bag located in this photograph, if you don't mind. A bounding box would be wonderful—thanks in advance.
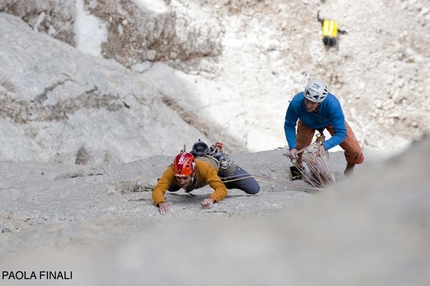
[322,19,338,38]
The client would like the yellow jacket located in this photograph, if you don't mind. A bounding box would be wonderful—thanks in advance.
[152,160,228,206]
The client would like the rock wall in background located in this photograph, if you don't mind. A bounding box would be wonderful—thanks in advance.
[0,0,429,163]
[0,13,242,164]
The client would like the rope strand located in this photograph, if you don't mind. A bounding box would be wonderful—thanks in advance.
[221,173,324,192]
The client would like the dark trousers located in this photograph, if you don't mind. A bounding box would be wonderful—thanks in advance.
[220,165,260,194]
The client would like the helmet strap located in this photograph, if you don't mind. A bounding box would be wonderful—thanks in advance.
[185,174,197,192]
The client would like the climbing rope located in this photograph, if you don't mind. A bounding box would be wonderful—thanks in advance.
[288,132,336,188]
[220,173,324,192]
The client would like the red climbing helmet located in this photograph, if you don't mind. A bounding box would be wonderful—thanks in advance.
[173,152,195,177]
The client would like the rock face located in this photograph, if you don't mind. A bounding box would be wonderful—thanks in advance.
[0,12,239,164]
[0,0,223,66]
[0,1,429,284]
[0,0,430,162]
[0,132,429,285]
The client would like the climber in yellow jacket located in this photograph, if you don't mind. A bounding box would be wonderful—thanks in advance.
[317,11,348,47]
[152,141,260,215]
[152,152,228,215]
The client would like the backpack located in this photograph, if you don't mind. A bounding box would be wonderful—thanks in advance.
[195,155,220,170]
[190,140,232,170]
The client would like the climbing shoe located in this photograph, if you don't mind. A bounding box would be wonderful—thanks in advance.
[290,166,306,180]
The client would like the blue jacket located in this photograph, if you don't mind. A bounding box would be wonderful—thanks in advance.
[284,92,347,150]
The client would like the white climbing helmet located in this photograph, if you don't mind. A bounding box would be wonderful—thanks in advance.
[304,79,328,103]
